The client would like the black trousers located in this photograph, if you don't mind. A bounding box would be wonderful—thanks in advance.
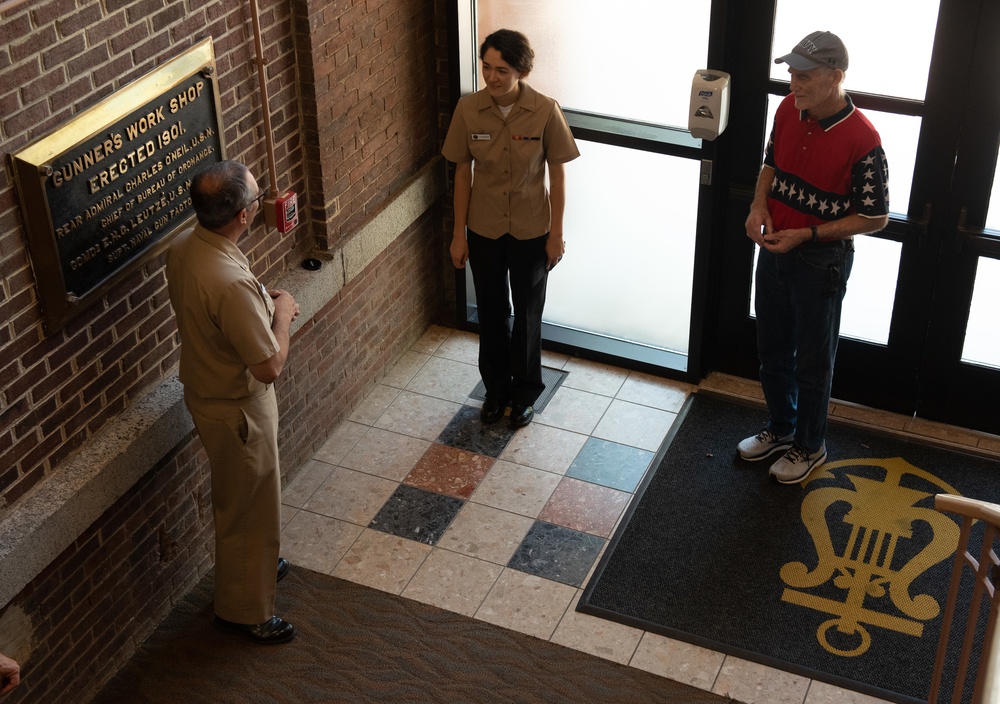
[467,230,549,406]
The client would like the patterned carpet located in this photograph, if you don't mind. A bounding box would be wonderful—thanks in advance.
[92,565,734,703]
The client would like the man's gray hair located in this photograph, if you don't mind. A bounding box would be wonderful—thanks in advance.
[190,161,255,229]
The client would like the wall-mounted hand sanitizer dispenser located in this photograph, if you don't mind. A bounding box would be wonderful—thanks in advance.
[689,70,731,141]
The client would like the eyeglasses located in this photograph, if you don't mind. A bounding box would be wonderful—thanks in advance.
[234,190,266,221]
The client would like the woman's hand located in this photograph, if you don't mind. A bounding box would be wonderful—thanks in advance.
[545,233,565,270]
[450,231,469,269]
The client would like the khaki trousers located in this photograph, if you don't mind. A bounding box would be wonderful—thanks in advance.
[185,386,281,624]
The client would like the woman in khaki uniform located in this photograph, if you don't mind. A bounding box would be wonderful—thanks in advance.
[442,29,579,429]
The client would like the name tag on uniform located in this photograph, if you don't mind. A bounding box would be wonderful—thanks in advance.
[471,133,491,141]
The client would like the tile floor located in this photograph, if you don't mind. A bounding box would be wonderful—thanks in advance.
[279,324,1000,704]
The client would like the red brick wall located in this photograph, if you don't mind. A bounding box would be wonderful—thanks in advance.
[0,0,309,508]
[0,0,453,701]
[297,0,441,250]
[13,442,215,703]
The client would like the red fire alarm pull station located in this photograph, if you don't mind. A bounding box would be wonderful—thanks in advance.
[264,191,298,233]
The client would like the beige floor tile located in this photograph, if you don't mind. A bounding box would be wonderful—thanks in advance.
[713,656,811,704]
[535,386,613,435]
[404,355,482,404]
[280,504,297,530]
[411,324,452,355]
[804,681,895,704]
[313,420,369,466]
[437,502,534,565]
[402,548,502,616]
[281,458,335,508]
[470,460,562,518]
[303,466,399,525]
[630,631,725,692]
[541,349,571,369]
[373,390,462,441]
[339,427,430,481]
[584,541,609,584]
[499,422,588,474]
[280,510,364,575]
[381,350,430,389]
[332,528,432,594]
[475,568,577,640]
[348,384,400,425]
[617,372,692,412]
[561,358,630,396]
[434,329,480,365]
[550,592,643,665]
[592,399,676,452]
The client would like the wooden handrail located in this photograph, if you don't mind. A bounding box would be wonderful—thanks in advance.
[936,494,1000,525]
[932,494,1000,704]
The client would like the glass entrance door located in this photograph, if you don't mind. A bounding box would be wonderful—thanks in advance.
[914,0,1000,430]
[714,0,1000,433]
[455,0,714,379]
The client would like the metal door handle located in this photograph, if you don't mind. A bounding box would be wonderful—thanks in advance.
[914,202,932,247]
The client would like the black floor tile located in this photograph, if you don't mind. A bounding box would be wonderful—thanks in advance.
[437,405,516,457]
[368,484,464,546]
[507,521,604,587]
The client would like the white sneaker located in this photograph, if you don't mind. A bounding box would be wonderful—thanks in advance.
[769,444,827,484]
[737,429,794,461]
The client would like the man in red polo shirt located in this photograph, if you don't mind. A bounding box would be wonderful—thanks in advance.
[738,31,890,483]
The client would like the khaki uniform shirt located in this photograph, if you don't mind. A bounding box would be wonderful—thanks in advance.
[442,82,580,240]
[166,222,278,400]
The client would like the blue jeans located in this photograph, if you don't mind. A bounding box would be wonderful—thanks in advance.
[754,241,854,453]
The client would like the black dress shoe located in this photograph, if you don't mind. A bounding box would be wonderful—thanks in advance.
[277,557,290,582]
[215,615,297,644]
[510,404,534,428]
[480,397,505,424]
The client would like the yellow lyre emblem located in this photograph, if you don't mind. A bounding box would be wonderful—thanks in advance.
[780,457,960,657]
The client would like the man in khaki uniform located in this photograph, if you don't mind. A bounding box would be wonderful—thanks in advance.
[166,160,299,644]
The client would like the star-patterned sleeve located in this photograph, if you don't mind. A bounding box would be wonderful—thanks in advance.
[851,146,889,218]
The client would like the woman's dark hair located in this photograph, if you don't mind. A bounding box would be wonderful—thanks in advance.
[190,160,256,229]
[479,29,534,75]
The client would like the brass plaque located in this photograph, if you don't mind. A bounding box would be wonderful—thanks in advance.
[10,38,225,334]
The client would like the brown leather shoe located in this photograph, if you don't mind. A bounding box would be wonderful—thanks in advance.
[215,615,297,644]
